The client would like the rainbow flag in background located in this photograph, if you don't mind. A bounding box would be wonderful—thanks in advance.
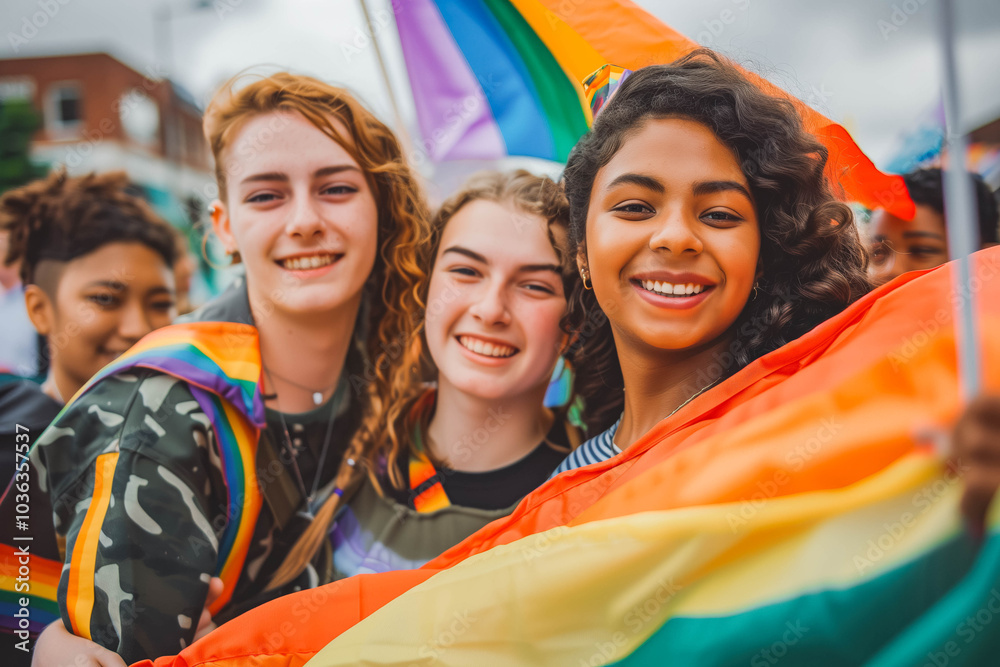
[142,248,1000,665]
[394,0,915,219]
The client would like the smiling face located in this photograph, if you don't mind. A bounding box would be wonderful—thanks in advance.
[30,242,175,396]
[582,117,760,357]
[424,199,568,402]
[212,111,379,319]
[868,205,949,286]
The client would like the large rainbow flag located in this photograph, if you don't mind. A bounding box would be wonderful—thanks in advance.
[394,0,915,219]
[139,249,1000,665]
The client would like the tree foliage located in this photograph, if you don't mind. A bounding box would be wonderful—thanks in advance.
[0,99,47,195]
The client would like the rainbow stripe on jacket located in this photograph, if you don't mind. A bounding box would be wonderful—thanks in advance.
[0,321,265,643]
[141,247,1000,666]
[70,321,264,619]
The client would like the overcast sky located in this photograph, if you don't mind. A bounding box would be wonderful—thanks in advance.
[3,0,999,173]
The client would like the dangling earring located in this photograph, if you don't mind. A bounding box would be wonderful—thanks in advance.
[544,356,574,409]
[580,270,593,291]
[752,281,760,300]
[201,233,239,270]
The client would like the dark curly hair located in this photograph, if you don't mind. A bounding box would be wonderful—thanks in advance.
[903,167,999,245]
[0,169,176,288]
[563,50,872,432]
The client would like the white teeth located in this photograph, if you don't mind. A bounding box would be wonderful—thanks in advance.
[282,254,336,270]
[458,336,516,358]
[640,280,706,297]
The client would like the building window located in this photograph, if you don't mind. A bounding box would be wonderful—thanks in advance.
[0,77,35,102]
[47,83,82,133]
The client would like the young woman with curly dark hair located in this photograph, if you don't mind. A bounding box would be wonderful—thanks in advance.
[553,51,1000,530]
[555,49,872,472]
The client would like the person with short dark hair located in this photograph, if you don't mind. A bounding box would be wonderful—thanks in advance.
[0,170,178,665]
[0,170,179,406]
[868,167,999,285]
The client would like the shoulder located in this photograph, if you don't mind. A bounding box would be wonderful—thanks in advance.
[177,274,252,325]
[37,370,209,498]
[0,377,61,432]
[551,416,623,476]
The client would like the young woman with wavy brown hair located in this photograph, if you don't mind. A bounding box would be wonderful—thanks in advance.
[26,72,431,665]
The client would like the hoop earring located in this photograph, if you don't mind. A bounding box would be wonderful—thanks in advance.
[580,270,593,291]
[752,281,760,300]
[201,233,238,271]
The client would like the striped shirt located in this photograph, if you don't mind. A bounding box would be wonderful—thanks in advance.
[551,415,623,476]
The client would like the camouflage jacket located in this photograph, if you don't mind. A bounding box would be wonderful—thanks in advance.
[32,284,363,663]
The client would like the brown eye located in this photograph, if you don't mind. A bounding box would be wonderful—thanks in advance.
[88,293,119,308]
[870,244,889,263]
[247,193,278,203]
[701,210,743,226]
[321,185,357,196]
[612,202,653,217]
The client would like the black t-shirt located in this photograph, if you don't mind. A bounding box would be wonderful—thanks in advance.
[390,418,571,511]
[0,375,61,495]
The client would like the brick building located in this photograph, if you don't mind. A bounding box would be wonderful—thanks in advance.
[0,52,214,223]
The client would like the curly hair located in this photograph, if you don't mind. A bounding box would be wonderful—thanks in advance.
[0,169,176,288]
[902,167,999,245]
[563,50,872,432]
[202,73,433,590]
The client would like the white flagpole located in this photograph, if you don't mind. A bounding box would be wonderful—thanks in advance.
[937,0,981,400]
[359,0,414,154]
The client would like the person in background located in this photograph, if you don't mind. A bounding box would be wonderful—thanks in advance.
[0,170,177,414]
[0,228,44,378]
[0,170,178,666]
[868,167,999,286]
[867,169,1000,532]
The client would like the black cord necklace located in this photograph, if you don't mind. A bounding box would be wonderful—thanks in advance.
[263,366,340,516]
